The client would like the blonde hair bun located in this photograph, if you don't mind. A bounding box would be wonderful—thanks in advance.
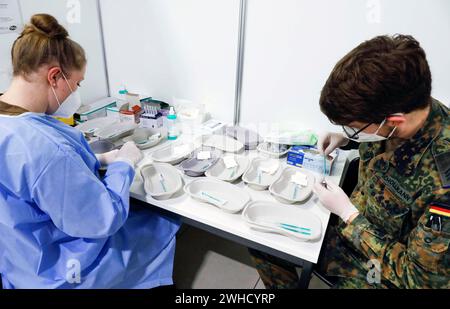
[12,14,86,77]
[24,13,69,40]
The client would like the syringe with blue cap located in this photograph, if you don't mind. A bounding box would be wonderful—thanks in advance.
[321,155,328,189]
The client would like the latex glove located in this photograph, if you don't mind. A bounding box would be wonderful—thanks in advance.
[96,149,119,166]
[318,132,349,156]
[313,181,359,223]
[114,141,143,168]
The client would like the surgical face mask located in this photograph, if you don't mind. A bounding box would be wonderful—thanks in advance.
[343,118,397,143]
[50,73,81,118]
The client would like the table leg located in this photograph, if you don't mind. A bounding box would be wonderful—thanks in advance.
[297,261,314,289]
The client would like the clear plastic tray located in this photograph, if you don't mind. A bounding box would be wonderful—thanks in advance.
[224,126,262,150]
[257,142,292,158]
[242,201,322,241]
[95,122,138,142]
[75,117,117,137]
[202,134,244,153]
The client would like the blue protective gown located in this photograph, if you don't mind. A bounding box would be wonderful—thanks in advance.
[0,112,180,289]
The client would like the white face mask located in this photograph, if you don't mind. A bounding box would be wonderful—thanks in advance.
[50,73,82,118]
[344,118,397,143]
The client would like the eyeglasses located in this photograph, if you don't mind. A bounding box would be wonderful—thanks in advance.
[342,123,372,140]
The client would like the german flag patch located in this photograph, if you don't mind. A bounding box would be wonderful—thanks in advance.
[430,202,450,218]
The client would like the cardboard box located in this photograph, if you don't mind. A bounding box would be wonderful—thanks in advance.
[120,105,142,124]
[287,146,338,175]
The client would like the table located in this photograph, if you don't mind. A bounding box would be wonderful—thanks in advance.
[128,134,350,289]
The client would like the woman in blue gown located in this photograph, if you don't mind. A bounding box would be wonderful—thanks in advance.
[0,14,180,289]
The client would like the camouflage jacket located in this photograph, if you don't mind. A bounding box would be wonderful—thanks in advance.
[327,98,449,288]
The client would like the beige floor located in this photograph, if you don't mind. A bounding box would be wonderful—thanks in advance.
[173,225,329,289]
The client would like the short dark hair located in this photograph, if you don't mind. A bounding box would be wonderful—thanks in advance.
[319,34,432,125]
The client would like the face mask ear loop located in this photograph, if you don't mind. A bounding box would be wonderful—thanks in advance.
[374,118,387,135]
[387,126,397,139]
[50,85,62,107]
[61,72,75,93]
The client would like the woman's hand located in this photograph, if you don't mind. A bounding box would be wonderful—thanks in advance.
[96,149,119,166]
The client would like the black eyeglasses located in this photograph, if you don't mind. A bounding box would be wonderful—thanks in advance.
[342,123,372,140]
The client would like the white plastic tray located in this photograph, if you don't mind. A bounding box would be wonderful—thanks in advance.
[242,158,283,191]
[269,167,315,204]
[75,117,118,136]
[242,201,322,242]
[205,155,250,182]
[184,179,251,214]
[123,128,165,150]
[95,122,138,142]
[150,142,196,165]
[202,134,244,153]
[141,163,183,200]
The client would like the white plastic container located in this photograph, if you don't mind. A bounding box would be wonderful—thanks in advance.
[257,142,291,158]
[205,155,250,182]
[269,167,315,204]
[140,163,183,200]
[175,100,206,125]
[76,97,117,122]
[184,179,251,214]
[224,126,262,150]
[242,201,322,241]
[242,158,283,191]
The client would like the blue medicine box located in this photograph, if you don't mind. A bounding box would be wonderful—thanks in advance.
[287,146,338,175]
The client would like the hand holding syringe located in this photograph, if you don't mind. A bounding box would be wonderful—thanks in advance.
[321,155,328,188]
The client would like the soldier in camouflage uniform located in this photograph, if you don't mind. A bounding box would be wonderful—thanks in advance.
[250,35,450,289]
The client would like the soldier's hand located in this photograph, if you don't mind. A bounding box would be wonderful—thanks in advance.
[313,181,359,223]
[318,132,349,156]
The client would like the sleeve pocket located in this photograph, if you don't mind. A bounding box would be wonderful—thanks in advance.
[408,223,450,273]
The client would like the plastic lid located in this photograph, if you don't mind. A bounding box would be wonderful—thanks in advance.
[168,107,177,120]
[119,89,128,95]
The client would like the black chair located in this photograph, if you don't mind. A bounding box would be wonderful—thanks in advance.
[341,157,361,197]
[313,156,360,287]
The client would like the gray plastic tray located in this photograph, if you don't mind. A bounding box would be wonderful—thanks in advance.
[180,147,223,177]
